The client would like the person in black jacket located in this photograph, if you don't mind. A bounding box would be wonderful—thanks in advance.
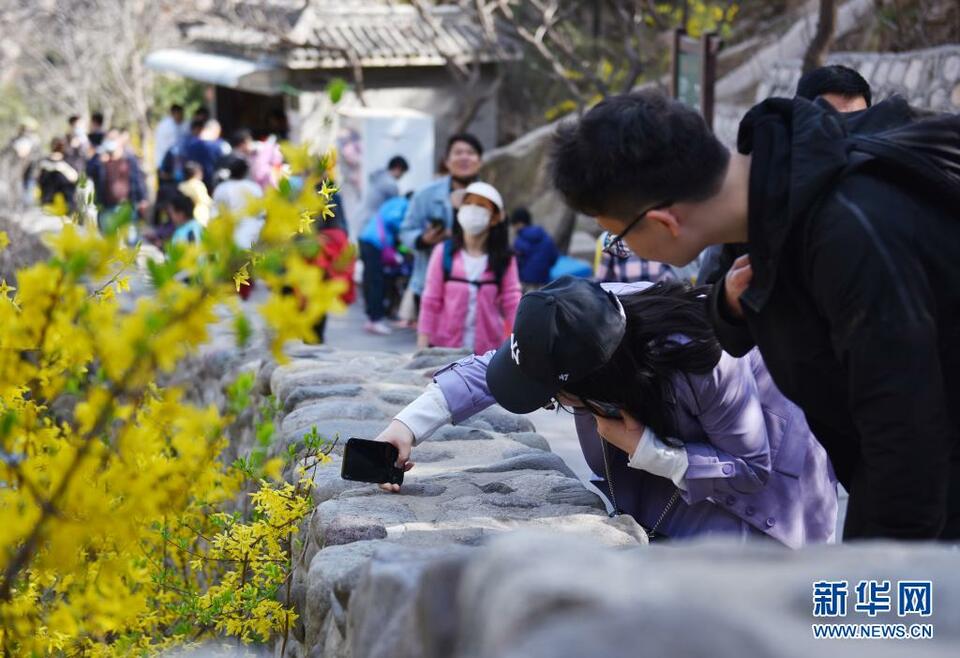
[548,89,960,540]
[698,64,891,287]
[37,137,79,212]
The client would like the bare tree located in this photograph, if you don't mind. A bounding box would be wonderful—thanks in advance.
[802,0,837,73]
[408,0,509,133]
[416,0,736,133]
[2,0,178,138]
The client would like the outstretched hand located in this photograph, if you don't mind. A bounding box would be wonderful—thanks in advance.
[375,419,416,493]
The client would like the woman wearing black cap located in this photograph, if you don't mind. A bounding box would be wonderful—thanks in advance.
[377,277,838,547]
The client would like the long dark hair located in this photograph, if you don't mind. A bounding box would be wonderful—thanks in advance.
[564,281,722,437]
[450,211,513,282]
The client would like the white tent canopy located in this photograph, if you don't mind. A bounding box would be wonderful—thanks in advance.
[144,49,286,94]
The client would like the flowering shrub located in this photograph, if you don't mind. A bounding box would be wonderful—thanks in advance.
[0,150,341,655]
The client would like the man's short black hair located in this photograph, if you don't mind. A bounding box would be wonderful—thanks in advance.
[510,207,532,226]
[168,190,195,218]
[91,112,104,126]
[68,115,80,125]
[229,129,252,147]
[228,156,250,180]
[190,117,206,133]
[170,103,184,114]
[445,132,483,158]
[550,90,730,219]
[388,155,409,172]
[796,65,872,107]
[194,106,210,120]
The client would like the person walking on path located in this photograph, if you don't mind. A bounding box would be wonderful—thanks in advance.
[86,128,148,232]
[211,158,264,249]
[154,104,187,170]
[362,155,409,221]
[37,137,79,213]
[358,194,410,335]
[400,133,484,317]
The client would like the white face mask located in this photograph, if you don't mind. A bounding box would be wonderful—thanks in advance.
[457,204,493,236]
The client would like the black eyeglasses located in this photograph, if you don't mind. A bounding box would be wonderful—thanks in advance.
[601,200,673,258]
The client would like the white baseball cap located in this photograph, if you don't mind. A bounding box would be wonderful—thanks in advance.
[463,181,504,211]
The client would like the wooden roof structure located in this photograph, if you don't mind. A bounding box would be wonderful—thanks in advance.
[183,0,520,70]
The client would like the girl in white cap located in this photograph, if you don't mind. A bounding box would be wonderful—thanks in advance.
[417,181,521,355]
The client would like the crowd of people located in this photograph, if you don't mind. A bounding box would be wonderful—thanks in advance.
[356,130,676,347]
[9,63,958,546]
[14,100,673,356]
[373,63,960,549]
[18,104,296,249]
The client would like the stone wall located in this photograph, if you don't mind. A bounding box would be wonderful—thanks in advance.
[322,531,959,658]
[760,45,960,112]
[265,346,648,657]
[176,344,959,658]
[717,0,877,104]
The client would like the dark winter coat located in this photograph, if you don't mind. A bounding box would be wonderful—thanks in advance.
[707,96,960,540]
[513,225,559,284]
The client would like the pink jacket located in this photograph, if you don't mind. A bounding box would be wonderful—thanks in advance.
[418,244,522,354]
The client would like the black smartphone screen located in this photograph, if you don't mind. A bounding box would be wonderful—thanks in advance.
[341,438,404,485]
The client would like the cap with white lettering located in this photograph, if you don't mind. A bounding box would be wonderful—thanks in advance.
[486,276,627,414]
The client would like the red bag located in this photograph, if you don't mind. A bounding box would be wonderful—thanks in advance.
[310,227,356,305]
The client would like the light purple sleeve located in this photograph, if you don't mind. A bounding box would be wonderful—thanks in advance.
[432,351,498,423]
[678,351,772,504]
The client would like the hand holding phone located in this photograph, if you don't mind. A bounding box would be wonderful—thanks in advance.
[341,437,405,485]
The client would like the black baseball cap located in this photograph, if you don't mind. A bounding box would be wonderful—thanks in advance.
[486,276,627,414]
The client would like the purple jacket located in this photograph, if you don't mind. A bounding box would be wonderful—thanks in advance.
[432,324,838,548]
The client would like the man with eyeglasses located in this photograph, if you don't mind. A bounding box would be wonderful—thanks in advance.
[547,88,960,541]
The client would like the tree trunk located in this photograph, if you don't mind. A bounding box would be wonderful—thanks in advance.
[802,0,838,74]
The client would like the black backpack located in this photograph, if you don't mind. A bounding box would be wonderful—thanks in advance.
[843,113,960,209]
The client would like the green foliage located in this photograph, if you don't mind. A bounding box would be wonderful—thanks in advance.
[326,78,349,104]
[152,75,207,122]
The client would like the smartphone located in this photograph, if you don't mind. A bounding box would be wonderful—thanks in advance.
[341,437,404,485]
[583,399,623,420]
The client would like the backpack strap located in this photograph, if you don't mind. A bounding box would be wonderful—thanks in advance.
[442,239,503,291]
[445,276,500,288]
[442,239,455,281]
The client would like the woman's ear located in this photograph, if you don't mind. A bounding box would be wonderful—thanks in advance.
[645,207,681,238]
